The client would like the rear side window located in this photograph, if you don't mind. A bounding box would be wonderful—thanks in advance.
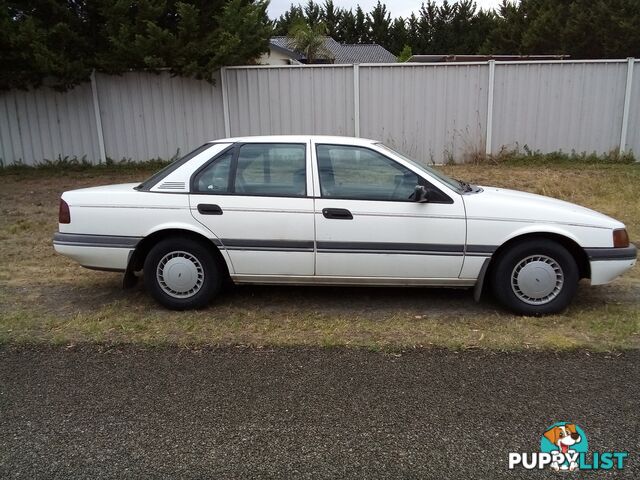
[234,143,306,197]
[193,150,232,193]
[138,143,212,191]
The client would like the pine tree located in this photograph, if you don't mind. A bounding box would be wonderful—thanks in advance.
[388,17,409,55]
[368,1,391,47]
[321,0,343,41]
[338,9,358,44]
[0,0,97,90]
[274,5,306,36]
[354,6,369,43]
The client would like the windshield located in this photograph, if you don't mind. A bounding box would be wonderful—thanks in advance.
[136,143,213,190]
[376,143,468,193]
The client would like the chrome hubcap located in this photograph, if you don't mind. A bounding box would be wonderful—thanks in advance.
[511,255,564,305]
[156,251,204,298]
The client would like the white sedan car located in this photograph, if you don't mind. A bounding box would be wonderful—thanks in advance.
[54,136,636,314]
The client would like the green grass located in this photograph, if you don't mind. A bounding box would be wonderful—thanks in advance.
[1,299,638,352]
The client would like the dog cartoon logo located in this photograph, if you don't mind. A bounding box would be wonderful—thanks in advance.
[540,422,588,472]
[510,422,627,471]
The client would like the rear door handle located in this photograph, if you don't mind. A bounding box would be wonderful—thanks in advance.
[197,204,223,215]
[322,208,353,220]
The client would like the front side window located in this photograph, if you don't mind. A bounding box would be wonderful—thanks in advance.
[317,144,419,201]
[234,143,306,197]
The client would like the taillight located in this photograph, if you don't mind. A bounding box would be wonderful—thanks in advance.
[613,228,629,248]
[59,199,71,224]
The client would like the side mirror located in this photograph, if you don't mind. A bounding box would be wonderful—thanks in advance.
[412,185,429,203]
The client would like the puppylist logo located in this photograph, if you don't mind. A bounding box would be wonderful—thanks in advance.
[508,422,629,472]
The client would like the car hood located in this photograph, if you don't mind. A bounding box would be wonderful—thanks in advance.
[464,186,624,229]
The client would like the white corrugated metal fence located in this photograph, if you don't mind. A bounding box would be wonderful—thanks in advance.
[0,59,638,165]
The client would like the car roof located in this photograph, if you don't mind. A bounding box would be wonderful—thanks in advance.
[206,135,380,146]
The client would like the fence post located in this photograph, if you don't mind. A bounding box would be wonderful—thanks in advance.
[220,67,231,138]
[90,70,106,164]
[353,64,360,137]
[620,57,634,155]
[485,60,496,156]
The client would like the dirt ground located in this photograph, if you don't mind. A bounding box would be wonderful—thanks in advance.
[0,163,638,349]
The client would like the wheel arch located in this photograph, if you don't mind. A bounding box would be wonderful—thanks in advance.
[477,231,590,299]
[124,228,231,287]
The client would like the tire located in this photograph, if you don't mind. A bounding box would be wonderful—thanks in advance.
[490,239,579,315]
[144,237,222,310]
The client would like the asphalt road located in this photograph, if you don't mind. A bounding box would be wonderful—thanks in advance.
[1,347,638,479]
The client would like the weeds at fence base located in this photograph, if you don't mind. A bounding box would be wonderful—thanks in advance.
[485,145,636,165]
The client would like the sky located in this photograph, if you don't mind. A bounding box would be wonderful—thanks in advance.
[267,0,504,20]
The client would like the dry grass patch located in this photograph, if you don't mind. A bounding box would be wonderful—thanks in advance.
[0,163,639,350]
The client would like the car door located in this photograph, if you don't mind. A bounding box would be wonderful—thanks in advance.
[312,142,466,280]
[190,141,315,277]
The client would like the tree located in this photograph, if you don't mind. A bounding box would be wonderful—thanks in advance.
[354,6,369,43]
[1,0,273,91]
[406,13,423,52]
[481,0,527,54]
[397,45,413,62]
[565,0,640,58]
[287,21,332,63]
[337,9,358,43]
[274,5,305,35]
[303,0,321,26]
[99,0,272,81]
[0,0,98,90]
[388,17,409,54]
[368,1,391,47]
[321,0,342,40]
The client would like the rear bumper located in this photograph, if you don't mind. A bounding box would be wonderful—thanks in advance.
[587,244,637,285]
[53,232,140,271]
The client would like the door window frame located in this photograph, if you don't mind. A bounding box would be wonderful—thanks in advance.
[190,142,310,198]
[314,143,453,204]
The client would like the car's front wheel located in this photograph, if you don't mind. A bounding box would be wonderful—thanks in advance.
[144,237,221,310]
[490,239,579,315]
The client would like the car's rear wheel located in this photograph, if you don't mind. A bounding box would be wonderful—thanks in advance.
[144,237,221,310]
[490,239,579,315]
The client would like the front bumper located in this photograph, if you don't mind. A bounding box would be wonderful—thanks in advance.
[586,244,637,285]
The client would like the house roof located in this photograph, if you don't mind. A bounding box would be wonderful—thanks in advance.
[407,54,570,63]
[270,36,396,64]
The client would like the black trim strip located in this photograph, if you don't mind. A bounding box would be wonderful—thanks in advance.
[466,245,497,254]
[225,246,314,252]
[220,239,314,252]
[53,233,141,249]
[316,241,464,253]
[53,233,499,256]
[585,245,637,261]
[84,266,126,273]
[52,232,640,262]
[316,249,464,256]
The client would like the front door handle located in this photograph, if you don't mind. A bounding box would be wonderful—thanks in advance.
[197,204,223,215]
[322,208,353,220]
